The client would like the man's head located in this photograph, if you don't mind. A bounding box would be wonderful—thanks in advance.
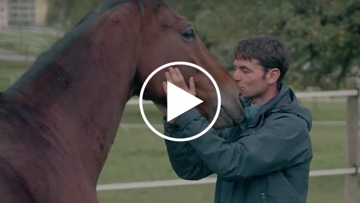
[232,35,290,104]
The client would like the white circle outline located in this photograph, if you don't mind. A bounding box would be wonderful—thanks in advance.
[139,61,221,142]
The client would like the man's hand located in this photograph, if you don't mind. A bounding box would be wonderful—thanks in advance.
[153,67,196,123]
[163,67,196,96]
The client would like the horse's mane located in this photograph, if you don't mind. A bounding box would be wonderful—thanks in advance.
[4,0,162,96]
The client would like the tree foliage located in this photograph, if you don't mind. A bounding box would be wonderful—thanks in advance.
[46,0,105,30]
[46,0,360,90]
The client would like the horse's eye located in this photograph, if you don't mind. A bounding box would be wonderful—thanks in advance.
[182,29,196,40]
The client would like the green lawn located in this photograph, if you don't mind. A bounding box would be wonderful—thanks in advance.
[0,60,30,72]
[0,32,60,56]
[0,61,29,91]
[1,63,359,203]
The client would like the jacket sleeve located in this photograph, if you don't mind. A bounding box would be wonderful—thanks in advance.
[162,116,214,180]
[173,108,312,182]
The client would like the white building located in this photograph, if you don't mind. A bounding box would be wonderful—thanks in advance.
[5,0,48,26]
[0,0,8,29]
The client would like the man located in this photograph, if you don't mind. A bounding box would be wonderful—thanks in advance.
[154,35,313,203]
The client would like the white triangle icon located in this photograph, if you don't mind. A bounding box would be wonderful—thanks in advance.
[167,82,203,122]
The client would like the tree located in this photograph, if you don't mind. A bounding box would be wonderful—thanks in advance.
[46,0,360,90]
[47,0,106,30]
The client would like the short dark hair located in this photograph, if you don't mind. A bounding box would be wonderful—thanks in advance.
[233,35,291,87]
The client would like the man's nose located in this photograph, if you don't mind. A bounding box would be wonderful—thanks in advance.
[233,72,241,81]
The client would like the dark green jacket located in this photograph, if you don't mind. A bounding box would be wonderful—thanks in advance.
[162,84,313,203]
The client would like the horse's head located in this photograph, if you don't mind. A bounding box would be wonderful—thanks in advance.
[135,0,245,128]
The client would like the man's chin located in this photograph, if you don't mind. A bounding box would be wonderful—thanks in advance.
[241,93,250,99]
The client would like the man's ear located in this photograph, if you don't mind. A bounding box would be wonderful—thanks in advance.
[267,68,280,85]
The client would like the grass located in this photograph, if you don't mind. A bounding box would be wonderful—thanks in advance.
[0,61,30,91]
[0,32,60,56]
[299,101,350,121]
[0,60,30,71]
[0,63,359,202]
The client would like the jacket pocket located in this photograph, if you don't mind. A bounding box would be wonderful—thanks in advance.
[261,193,266,203]
[261,193,280,203]
[265,171,307,203]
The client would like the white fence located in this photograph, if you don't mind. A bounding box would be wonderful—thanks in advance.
[96,78,359,203]
[0,75,19,84]
[96,167,360,191]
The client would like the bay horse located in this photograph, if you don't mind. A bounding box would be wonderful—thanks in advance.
[0,0,245,202]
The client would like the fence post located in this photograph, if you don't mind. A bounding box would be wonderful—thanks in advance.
[344,77,358,203]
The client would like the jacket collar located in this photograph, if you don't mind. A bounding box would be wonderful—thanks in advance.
[246,83,293,127]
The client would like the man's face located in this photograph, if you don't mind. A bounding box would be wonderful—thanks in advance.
[232,58,270,99]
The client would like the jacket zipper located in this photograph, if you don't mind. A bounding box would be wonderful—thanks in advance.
[261,193,266,203]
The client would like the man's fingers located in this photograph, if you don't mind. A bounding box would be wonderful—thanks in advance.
[165,67,195,95]
[162,81,167,94]
[169,67,180,85]
[175,68,187,89]
[189,77,196,95]
[165,72,173,84]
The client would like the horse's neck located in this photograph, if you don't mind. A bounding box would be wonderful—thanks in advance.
[50,56,138,183]
[5,25,140,184]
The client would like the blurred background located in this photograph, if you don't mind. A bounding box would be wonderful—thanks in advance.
[0,0,359,202]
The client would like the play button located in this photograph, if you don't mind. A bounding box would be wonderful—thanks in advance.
[166,82,203,122]
[139,61,221,142]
